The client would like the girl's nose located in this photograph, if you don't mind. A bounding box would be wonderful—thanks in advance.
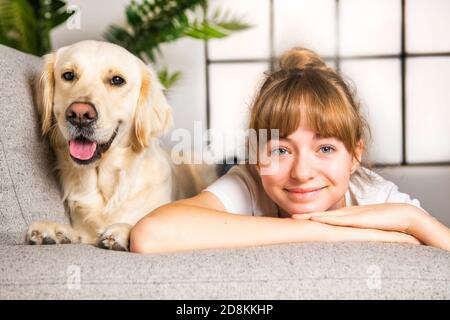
[290,153,315,181]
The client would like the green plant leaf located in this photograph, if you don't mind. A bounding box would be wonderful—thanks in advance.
[49,9,74,29]
[184,7,251,40]
[206,7,252,33]
[104,25,134,48]
[184,21,228,40]
[0,0,39,54]
[126,3,143,28]
[49,0,66,12]
[158,67,182,90]
[216,20,252,32]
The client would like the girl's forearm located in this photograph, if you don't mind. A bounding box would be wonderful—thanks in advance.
[410,209,450,251]
[130,204,418,254]
[131,204,316,253]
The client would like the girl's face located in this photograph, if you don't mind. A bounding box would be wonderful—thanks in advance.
[257,123,362,215]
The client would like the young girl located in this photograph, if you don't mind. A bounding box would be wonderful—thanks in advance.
[130,48,450,254]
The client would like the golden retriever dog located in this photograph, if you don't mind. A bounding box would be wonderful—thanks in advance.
[26,40,217,251]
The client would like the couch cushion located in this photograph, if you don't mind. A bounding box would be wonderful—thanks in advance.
[0,242,449,299]
[0,45,69,245]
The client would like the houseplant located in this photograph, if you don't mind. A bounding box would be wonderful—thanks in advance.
[104,0,251,88]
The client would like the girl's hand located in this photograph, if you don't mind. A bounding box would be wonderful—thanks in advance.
[292,203,416,234]
[293,203,450,251]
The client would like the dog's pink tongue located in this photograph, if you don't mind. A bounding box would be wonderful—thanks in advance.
[69,140,97,160]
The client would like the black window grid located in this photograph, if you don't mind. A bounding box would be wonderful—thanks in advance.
[204,0,450,167]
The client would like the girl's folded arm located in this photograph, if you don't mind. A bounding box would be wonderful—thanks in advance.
[130,192,419,254]
[409,208,450,251]
[293,204,450,252]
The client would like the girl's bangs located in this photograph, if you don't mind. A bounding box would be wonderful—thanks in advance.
[261,76,357,153]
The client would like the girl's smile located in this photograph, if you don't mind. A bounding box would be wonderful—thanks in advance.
[284,186,327,202]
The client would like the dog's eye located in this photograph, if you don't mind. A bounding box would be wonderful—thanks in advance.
[110,76,125,86]
[62,72,75,81]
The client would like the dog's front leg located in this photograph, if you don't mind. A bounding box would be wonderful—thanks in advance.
[95,223,132,251]
[26,221,82,245]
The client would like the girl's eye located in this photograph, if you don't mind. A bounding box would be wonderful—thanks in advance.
[319,145,335,154]
[111,76,126,86]
[62,71,75,81]
[271,147,289,156]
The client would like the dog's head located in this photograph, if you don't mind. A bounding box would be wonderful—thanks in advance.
[36,40,173,165]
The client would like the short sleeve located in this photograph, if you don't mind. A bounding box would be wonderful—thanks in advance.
[385,183,422,209]
[349,168,423,210]
[204,169,254,215]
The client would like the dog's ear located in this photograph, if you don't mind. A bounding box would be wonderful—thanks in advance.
[35,53,56,136]
[131,64,173,153]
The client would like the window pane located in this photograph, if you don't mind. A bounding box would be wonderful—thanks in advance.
[406,57,450,163]
[339,0,401,56]
[406,0,450,53]
[340,59,402,164]
[207,0,270,60]
[208,63,269,159]
[274,0,336,58]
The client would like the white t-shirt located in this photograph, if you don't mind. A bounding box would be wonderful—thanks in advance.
[204,165,421,217]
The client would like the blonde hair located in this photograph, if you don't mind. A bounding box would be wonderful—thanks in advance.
[248,47,372,181]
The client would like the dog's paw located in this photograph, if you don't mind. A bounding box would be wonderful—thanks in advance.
[26,221,81,245]
[96,223,132,251]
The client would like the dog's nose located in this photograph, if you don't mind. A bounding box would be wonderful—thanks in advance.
[65,102,98,127]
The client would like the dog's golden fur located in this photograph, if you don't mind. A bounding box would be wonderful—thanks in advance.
[26,40,216,250]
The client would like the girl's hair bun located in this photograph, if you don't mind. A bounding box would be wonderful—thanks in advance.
[279,47,328,71]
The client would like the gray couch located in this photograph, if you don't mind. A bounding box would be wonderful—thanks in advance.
[1,44,449,300]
